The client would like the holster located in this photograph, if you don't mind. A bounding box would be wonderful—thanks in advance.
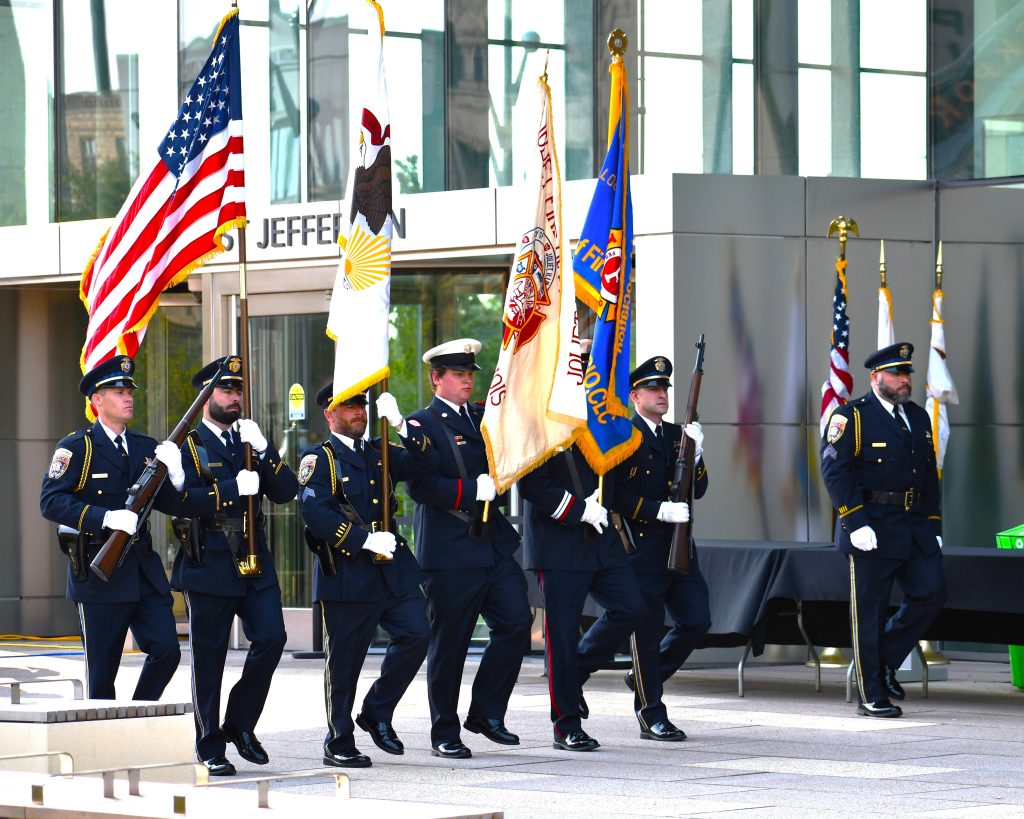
[172,517,203,567]
[57,525,89,582]
[304,526,337,577]
[610,511,637,555]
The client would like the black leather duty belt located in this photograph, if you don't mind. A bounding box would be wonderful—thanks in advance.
[359,521,384,533]
[863,488,916,510]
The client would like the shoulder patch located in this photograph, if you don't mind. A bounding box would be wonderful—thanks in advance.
[298,453,318,485]
[48,447,74,479]
[826,414,848,444]
[407,418,422,427]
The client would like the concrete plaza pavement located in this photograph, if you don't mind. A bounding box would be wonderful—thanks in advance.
[2,642,1024,818]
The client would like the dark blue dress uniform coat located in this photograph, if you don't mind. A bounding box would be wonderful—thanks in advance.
[401,397,531,745]
[820,391,946,703]
[613,415,711,728]
[298,435,428,755]
[172,423,298,762]
[39,422,181,700]
[519,446,645,740]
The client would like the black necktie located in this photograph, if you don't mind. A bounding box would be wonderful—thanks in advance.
[460,405,474,430]
[114,434,127,459]
[222,429,234,450]
[893,408,910,434]
[655,425,672,465]
[354,438,364,453]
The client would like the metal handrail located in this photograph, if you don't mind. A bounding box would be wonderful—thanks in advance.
[191,767,351,810]
[0,677,84,703]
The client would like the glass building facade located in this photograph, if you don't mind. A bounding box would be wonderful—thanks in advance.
[2,1,1023,642]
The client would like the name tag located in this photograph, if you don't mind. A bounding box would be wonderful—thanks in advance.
[454,435,467,446]
[208,461,223,467]
[91,472,108,479]
[870,442,886,448]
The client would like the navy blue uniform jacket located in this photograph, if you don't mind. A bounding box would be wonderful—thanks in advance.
[171,424,298,595]
[820,391,941,559]
[614,416,709,575]
[403,398,519,571]
[298,436,425,602]
[519,446,627,571]
[40,422,179,603]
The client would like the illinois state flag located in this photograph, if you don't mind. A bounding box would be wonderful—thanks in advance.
[926,286,958,476]
[326,0,392,407]
[80,9,245,378]
[482,77,586,492]
[571,54,641,473]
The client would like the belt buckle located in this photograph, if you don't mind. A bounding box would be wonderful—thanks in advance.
[904,489,914,510]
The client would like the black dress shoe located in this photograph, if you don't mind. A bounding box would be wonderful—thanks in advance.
[431,741,472,759]
[857,699,903,718]
[355,712,404,755]
[624,670,636,692]
[578,692,589,719]
[882,667,906,701]
[553,729,600,751]
[202,756,236,776]
[463,715,520,745]
[323,746,372,768]
[222,723,269,765]
[640,720,687,742]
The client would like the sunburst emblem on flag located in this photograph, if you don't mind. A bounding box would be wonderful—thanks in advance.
[340,224,391,291]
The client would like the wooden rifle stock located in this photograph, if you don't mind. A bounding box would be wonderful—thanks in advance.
[666,334,705,575]
[90,363,229,581]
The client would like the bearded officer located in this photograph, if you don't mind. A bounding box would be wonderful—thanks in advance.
[382,339,531,759]
[820,342,945,718]
[172,356,298,775]
[614,355,710,742]
[297,383,429,769]
[40,355,185,700]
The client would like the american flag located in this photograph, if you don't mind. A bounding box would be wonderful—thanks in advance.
[80,9,245,374]
[819,257,853,436]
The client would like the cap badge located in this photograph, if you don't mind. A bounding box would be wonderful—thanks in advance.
[463,343,473,353]
[655,358,666,372]
[899,344,910,359]
[120,357,132,373]
[228,357,242,373]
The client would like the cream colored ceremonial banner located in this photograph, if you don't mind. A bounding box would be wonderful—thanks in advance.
[326,0,392,408]
[877,285,894,348]
[482,77,586,492]
[925,288,958,475]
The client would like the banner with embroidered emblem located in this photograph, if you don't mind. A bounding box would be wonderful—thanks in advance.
[326,0,393,409]
[481,73,585,492]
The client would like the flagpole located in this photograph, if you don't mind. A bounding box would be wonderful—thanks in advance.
[380,377,391,534]
[935,240,943,290]
[235,222,261,577]
[878,239,886,288]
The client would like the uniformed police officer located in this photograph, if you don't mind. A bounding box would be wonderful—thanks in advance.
[519,445,646,751]
[614,355,710,742]
[820,342,946,718]
[382,339,531,759]
[297,383,429,769]
[172,356,298,775]
[39,355,183,700]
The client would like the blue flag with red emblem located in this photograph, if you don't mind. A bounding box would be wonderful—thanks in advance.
[572,54,641,473]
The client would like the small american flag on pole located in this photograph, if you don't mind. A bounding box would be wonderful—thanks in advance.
[80,9,245,377]
[820,257,853,436]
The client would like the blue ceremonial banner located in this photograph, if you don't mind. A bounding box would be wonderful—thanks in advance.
[572,55,641,474]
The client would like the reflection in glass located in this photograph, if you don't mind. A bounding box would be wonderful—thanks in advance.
[270,0,302,204]
[58,0,141,221]
[308,0,347,201]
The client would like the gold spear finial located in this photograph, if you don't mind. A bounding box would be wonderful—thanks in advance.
[879,239,887,287]
[936,240,943,290]
[827,216,859,260]
[608,28,628,59]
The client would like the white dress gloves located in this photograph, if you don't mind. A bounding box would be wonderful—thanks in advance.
[363,531,397,559]
[103,508,139,535]
[684,421,704,459]
[657,501,690,524]
[581,489,609,533]
[475,473,497,502]
[154,440,185,491]
[850,525,878,552]
[235,469,260,496]
[237,419,268,454]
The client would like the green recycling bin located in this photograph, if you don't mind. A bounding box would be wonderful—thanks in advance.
[995,524,1024,689]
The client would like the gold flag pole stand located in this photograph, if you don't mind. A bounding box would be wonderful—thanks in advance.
[808,216,859,670]
[921,243,949,665]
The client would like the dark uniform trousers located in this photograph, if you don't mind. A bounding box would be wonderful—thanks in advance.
[821,392,946,704]
[297,435,429,754]
[404,398,532,745]
[615,415,711,727]
[40,422,181,700]
[520,448,645,739]
[174,424,297,760]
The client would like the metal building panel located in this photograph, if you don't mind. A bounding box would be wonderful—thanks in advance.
[806,177,933,242]
[671,174,805,237]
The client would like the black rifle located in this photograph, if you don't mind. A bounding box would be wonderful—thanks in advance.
[667,334,705,575]
[90,361,228,581]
